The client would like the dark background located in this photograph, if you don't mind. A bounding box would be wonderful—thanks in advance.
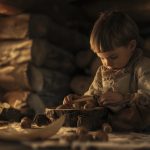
[0,0,150,109]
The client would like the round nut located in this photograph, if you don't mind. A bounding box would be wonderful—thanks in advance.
[20,117,32,129]
[102,123,112,133]
[76,127,88,135]
[93,130,108,142]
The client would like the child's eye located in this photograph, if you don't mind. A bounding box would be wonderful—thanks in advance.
[110,56,118,60]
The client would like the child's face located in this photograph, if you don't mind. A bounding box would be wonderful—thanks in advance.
[96,41,136,70]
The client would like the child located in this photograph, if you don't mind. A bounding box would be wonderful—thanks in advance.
[63,11,150,131]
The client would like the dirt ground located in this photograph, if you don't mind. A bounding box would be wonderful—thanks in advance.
[0,123,150,150]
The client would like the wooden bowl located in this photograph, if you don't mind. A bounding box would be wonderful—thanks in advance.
[45,107,108,130]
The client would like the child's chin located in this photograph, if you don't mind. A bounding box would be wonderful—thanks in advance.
[111,67,122,70]
[113,66,125,70]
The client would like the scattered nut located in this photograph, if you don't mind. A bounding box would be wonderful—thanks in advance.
[76,127,88,135]
[93,130,108,142]
[102,123,112,133]
[20,117,32,129]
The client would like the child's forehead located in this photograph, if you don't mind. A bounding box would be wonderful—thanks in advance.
[97,46,126,57]
[97,50,117,57]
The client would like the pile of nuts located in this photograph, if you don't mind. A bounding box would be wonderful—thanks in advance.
[61,126,109,143]
[20,114,51,129]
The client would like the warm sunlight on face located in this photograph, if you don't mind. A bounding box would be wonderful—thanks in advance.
[96,41,136,70]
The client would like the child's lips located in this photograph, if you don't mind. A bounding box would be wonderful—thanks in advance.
[112,67,120,70]
[106,66,121,71]
[106,66,113,69]
[105,65,122,70]
[107,66,116,70]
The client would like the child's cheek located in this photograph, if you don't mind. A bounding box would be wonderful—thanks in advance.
[101,60,105,66]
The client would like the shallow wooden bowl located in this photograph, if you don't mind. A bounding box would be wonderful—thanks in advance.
[45,107,108,130]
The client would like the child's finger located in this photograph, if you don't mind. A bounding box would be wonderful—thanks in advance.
[63,97,67,105]
[63,97,71,105]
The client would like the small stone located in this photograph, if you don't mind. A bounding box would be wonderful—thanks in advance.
[20,117,32,129]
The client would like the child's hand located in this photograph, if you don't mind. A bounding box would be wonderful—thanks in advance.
[98,91,124,106]
[63,94,80,105]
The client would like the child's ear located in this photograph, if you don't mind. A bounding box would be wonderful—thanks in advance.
[128,40,137,52]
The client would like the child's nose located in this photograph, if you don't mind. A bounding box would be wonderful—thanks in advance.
[105,59,112,67]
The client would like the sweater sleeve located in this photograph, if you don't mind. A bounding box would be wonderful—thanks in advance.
[84,67,103,96]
